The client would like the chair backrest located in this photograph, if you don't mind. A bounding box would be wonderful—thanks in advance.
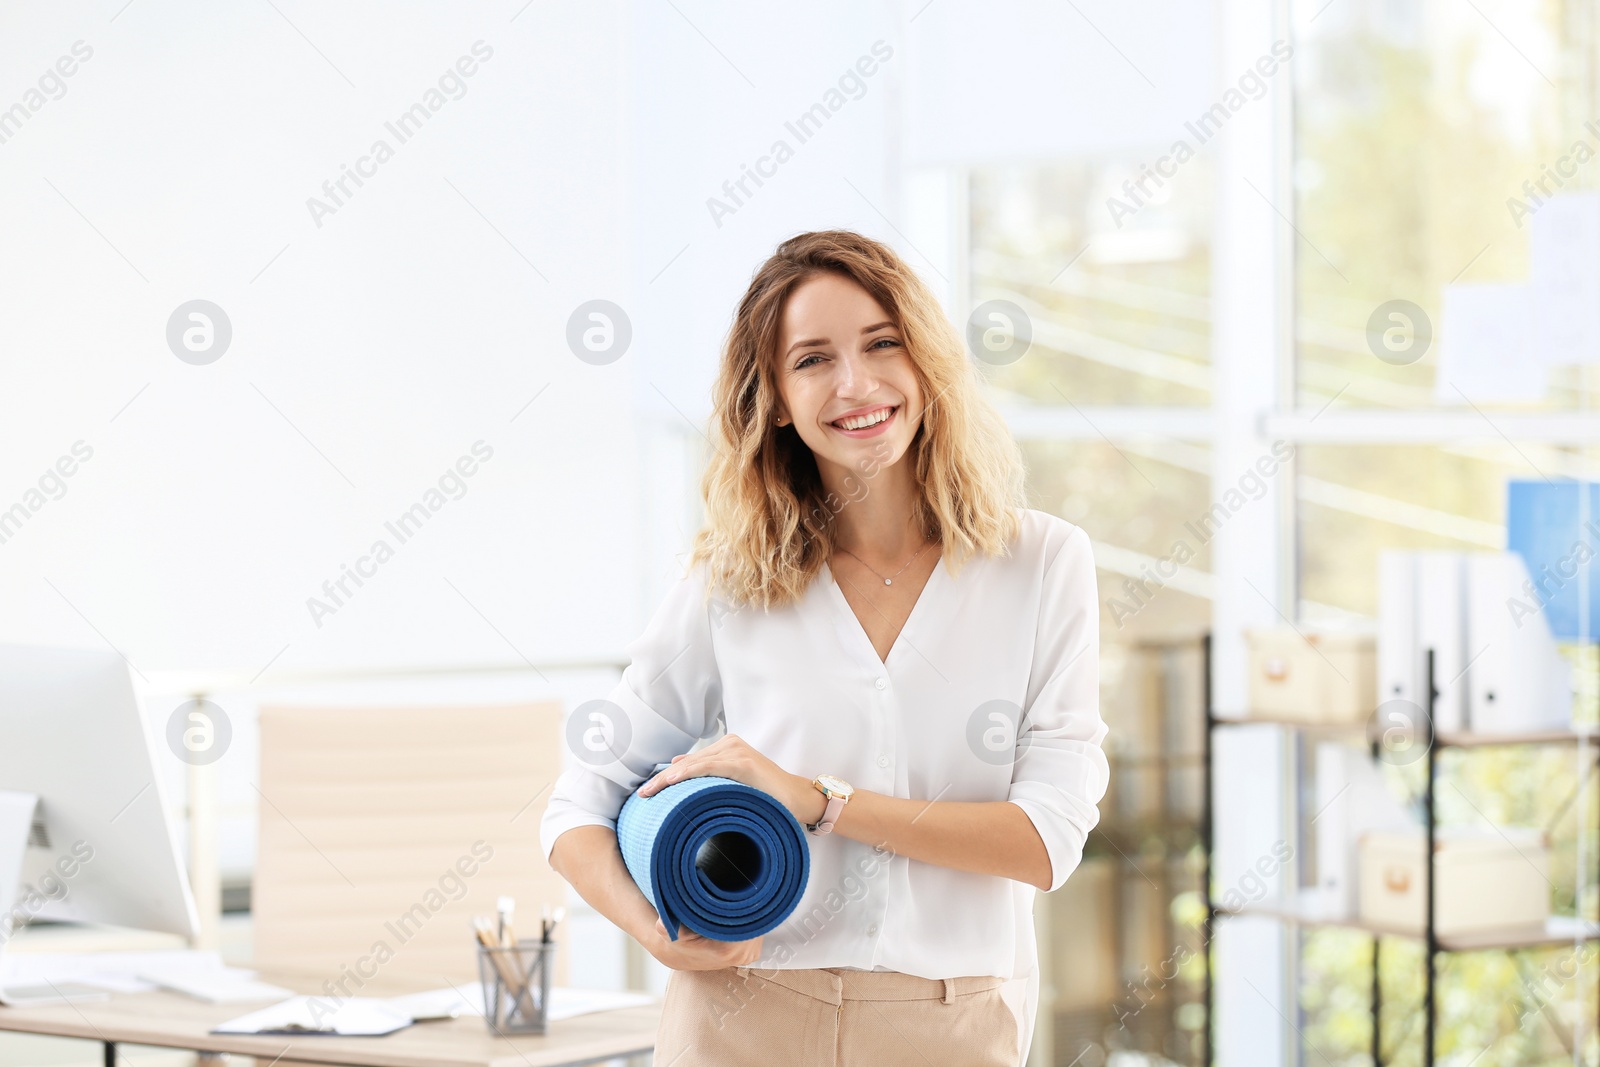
[252,702,567,985]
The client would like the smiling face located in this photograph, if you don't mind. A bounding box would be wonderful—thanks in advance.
[773,271,924,483]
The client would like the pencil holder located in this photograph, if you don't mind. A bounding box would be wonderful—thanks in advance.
[476,938,555,1034]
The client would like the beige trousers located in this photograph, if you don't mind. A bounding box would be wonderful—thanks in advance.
[653,965,1020,1066]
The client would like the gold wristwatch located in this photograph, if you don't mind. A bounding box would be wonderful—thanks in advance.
[806,774,854,835]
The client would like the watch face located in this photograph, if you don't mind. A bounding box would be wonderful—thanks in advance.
[816,774,853,798]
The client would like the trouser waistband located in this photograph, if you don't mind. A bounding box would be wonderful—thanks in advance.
[731,966,1004,1006]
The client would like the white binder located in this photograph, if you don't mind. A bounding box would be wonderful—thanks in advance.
[1377,551,1417,709]
[1465,552,1573,733]
[1415,552,1468,731]
[1378,549,1573,736]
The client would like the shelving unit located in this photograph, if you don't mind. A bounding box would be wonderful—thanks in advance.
[1198,632,1600,1066]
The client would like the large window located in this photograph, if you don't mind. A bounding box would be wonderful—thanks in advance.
[1291,2,1600,1064]
[970,160,1213,409]
[969,160,1218,641]
[1293,0,1600,414]
[967,3,1600,1062]
[970,159,1216,1065]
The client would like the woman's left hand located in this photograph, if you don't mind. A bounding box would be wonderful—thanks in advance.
[636,734,822,827]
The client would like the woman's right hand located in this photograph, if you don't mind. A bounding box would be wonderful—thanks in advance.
[643,916,764,971]
[547,825,764,973]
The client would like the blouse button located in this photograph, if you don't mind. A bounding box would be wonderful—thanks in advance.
[867,922,880,936]
[874,677,887,690]
[876,755,889,768]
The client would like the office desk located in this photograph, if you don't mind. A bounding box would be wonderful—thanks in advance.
[0,966,660,1067]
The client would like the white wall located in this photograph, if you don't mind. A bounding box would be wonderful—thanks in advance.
[0,1,638,674]
[0,0,1222,670]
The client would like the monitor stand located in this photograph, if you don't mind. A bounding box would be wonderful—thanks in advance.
[0,791,108,1006]
[0,789,39,942]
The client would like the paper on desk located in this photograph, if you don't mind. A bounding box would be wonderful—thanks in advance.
[0,950,176,994]
[0,950,290,1002]
[0,981,112,1007]
[383,986,484,1020]
[1435,282,1546,403]
[212,996,412,1036]
[386,985,655,1023]
[137,956,293,1004]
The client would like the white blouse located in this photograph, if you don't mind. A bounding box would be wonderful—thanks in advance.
[540,507,1109,1048]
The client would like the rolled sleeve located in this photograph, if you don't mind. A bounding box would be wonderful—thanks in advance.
[1007,523,1110,893]
[539,559,724,864]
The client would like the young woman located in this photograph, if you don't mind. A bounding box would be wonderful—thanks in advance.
[540,230,1108,1066]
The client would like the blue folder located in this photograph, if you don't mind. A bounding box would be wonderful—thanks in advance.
[616,768,811,942]
[1507,480,1599,640]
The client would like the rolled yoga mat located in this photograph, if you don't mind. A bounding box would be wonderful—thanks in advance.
[616,768,811,942]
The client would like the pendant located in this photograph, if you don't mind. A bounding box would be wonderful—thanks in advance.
[884,578,892,585]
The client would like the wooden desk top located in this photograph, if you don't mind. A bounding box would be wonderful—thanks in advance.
[0,966,660,1067]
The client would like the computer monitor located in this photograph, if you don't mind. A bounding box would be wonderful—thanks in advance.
[0,644,199,944]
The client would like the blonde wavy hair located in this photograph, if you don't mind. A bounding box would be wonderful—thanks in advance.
[689,229,1026,609]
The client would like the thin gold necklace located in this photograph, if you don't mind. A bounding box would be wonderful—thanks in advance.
[835,539,933,586]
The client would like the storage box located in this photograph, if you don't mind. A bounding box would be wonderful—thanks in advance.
[1245,629,1376,724]
[1358,828,1549,936]
[1314,741,1415,917]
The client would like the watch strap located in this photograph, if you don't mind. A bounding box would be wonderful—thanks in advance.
[808,793,845,835]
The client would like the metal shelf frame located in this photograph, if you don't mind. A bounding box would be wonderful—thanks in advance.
[1199,633,1600,1066]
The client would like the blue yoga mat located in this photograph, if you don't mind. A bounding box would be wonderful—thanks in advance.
[617,768,811,942]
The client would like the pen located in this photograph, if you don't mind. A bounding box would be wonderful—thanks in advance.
[497,896,515,948]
